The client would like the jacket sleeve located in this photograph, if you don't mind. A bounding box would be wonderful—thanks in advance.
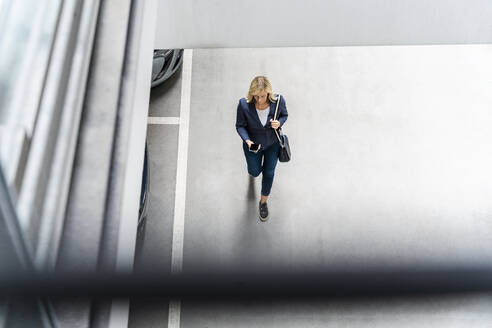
[235,99,250,142]
[277,95,288,128]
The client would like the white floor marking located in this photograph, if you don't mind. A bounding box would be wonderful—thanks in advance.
[168,48,193,328]
[147,116,180,125]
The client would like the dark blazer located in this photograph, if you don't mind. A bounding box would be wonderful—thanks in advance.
[235,94,288,149]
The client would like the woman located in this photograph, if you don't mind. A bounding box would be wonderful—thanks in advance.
[235,76,288,221]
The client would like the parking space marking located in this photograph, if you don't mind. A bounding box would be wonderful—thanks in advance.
[168,48,193,328]
[168,300,181,328]
[147,116,180,124]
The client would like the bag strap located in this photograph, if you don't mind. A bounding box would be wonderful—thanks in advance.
[274,94,280,120]
[273,94,284,147]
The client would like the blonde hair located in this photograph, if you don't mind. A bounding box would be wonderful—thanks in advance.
[246,76,277,103]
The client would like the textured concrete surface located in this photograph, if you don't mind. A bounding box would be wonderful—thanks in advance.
[130,45,492,327]
[155,0,492,48]
[184,45,492,272]
[130,71,182,327]
[149,65,182,117]
[128,298,169,328]
[134,124,179,273]
[181,295,492,328]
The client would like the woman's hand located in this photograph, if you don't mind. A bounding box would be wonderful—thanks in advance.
[270,119,280,130]
[245,139,254,149]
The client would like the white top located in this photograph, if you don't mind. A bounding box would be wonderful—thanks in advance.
[256,106,269,126]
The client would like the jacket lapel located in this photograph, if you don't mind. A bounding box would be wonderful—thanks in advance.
[268,101,275,121]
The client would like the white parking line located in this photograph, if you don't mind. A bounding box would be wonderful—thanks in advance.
[168,48,193,328]
[168,300,181,328]
[147,116,180,125]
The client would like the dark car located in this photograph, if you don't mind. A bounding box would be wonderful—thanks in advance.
[151,49,184,88]
[137,142,149,246]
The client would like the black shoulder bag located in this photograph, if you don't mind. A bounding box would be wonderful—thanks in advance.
[273,95,291,162]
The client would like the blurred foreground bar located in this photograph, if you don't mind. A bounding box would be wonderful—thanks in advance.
[1,267,492,300]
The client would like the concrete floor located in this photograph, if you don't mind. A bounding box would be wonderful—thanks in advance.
[130,45,492,327]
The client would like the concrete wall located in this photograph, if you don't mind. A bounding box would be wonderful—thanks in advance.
[155,0,492,49]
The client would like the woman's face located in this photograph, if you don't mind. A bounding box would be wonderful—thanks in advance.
[254,90,268,105]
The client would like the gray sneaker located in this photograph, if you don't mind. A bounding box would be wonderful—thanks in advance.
[259,201,269,221]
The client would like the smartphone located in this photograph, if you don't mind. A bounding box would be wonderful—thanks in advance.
[249,143,260,152]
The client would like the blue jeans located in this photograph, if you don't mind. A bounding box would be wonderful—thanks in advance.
[242,141,281,196]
